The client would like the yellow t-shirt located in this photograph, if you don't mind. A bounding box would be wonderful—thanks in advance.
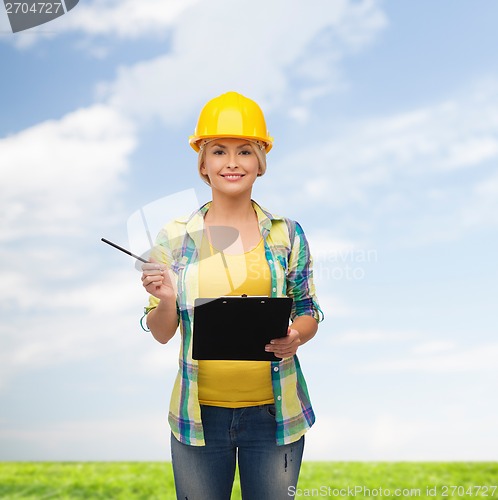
[197,235,274,407]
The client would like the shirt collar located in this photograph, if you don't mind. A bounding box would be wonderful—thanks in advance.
[179,199,283,246]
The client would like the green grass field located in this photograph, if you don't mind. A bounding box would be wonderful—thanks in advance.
[0,462,496,499]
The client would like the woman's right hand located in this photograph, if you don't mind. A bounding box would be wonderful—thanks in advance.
[141,260,177,301]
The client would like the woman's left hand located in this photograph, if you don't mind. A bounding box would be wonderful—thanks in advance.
[265,328,300,359]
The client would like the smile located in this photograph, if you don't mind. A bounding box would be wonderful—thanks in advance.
[221,174,244,180]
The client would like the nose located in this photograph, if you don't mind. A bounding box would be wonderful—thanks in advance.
[226,151,238,169]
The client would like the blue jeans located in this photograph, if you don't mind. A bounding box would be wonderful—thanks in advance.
[170,404,305,500]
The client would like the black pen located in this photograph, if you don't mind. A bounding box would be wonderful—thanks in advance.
[101,238,149,263]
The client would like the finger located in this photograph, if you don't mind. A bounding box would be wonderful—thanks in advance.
[265,342,296,354]
[144,276,163,287]
[273,329,301,345]
[142,269,164,279]
[273,346,297,356]
[272,350,295,359]
[269,336,292,345]
[142,263,166,272]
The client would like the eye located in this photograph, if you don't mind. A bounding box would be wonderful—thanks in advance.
[212,149,225,155]
[239,149,252,155]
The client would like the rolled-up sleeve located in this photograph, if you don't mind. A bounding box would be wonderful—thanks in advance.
[286,221,324,323]
[143,226,176,317]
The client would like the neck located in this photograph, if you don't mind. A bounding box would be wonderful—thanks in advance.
[206,191,256,225]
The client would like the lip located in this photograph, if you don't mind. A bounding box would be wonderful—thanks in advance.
[220,174,245,181]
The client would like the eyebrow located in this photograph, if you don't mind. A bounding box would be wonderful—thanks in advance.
[210,142,251,149]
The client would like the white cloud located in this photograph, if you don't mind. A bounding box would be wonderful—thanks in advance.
[411,340,456,355]
[0,104,136,241]
[288,106,311,125]
[461,170,498,230]
[0,414,172,460]
[331,329,418,345]
[4,0,497,463]
[0,104,142,389]
[101,0,387,125]
[271,87,498,205]
[0,5,10,31]
[3,0,202,49]
[442,136,498,169]
[0,269,150,384]
[306,231,379,287]
[306,413,498,460]
[307,231,358,259]
[0,268,182,400]
[4,404,496,461]
[257,79,498,243]
[137,335,181,375]
[312,293,353,319]
[357,342,498,373]
[64,0,200,38]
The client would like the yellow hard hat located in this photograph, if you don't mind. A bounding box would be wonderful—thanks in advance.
[189,91,273,153]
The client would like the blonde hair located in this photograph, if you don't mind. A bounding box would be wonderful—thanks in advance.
[197,139,267,186]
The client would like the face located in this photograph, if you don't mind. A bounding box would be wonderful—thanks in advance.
[200,138,261,195]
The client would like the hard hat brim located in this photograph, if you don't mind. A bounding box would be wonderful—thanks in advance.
[189,134,273,153]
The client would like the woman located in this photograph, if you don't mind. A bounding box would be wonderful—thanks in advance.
[141,91,323,500]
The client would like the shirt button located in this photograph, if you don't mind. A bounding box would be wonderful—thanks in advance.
[272,287,277,292]
[268,259,273,264]
[277,395,282,401]
[273,367,279,372]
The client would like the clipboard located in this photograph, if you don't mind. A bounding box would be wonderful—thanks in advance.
[192,296,293,361]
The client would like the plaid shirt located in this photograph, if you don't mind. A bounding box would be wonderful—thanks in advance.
[144,200,324,446]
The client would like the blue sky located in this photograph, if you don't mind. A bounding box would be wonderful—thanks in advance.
[1,0,497,461]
